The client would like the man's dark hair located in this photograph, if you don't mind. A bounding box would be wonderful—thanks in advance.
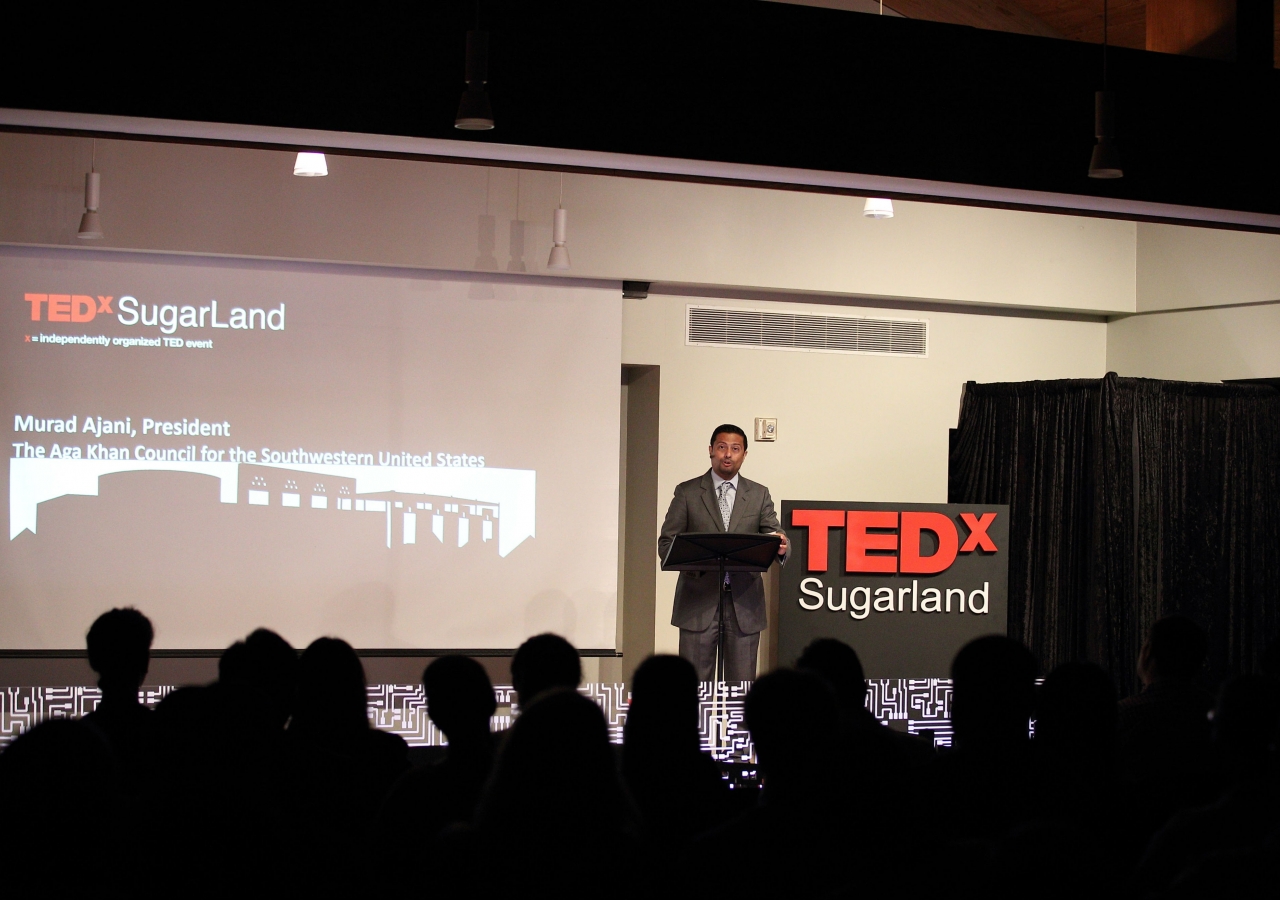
[744,669,837,790]
[1147,615,1208,681]
[219,628,298,726]
[951,635,1037,750]
[511,633,581,704]
[709,424,748,450]
[796,638,866,708]
[291,637,369,738]
[424,655,496,739]
[86,607,154,690]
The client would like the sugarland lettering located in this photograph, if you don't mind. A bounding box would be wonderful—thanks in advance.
[789,508,999,619]
[23,294,284,334]
[798,577,990,619]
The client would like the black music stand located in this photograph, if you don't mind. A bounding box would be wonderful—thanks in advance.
[662,532,782,684]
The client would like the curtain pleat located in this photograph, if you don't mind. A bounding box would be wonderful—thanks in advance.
[949,374,1280,695]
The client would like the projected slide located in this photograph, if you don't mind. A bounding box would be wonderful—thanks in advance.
[1,248,621,650]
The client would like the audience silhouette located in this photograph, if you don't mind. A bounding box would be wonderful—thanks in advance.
[1131,673,1280,895]
[929,635,1039,832]
[3,608,1277,897]
[0,719,120,891]
[218,627,299,730]
[1117,616,1216,839]
[280,637,409,891]
[82,606,157,789]
[378,655,497,866]
[446,687,639,897]
[510,632,582,705]
[797,636,933,770]
[622,655,732,851]
[686,668,856,899]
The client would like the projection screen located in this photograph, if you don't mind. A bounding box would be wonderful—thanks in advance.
[1,247,621,650]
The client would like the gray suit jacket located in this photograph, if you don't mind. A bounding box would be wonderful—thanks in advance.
[658,470,786,634]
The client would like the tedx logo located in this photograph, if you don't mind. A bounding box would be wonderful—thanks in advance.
[25,294,114,323]
[790,509,998,575]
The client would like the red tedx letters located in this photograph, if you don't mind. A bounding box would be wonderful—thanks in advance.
[791,508,998,575]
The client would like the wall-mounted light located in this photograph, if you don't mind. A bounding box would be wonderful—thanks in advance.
[547,174,570,269]
[77,140,102,240]
[294,152,328,177]
[863,198,894,219]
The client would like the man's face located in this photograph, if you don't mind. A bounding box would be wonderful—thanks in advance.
[709,432,747,480]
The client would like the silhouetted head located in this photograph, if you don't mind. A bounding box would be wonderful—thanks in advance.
[951,636,1037,752]
[424,655,496,743]
[478,688,631,841]
[290,637,368,741]
[1035,661,1117,759]
[86,607,154,697]
[1211,674,1280,774]
[623,654,700,761]
[745,669,838,800]
[511,633,581,705]
[796,638,866,712]
[1139,615,1207,685]
[219,628,298,728]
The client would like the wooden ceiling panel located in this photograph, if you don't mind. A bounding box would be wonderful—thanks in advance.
[881,0,1065,37]
[1010,1,1147,48]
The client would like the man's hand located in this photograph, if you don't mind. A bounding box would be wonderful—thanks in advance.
[773,531,788,556]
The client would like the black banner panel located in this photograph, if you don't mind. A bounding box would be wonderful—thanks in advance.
[779,500,1009,678]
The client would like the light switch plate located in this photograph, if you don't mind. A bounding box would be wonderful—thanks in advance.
[754,418,777,442]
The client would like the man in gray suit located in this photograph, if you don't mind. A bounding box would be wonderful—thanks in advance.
[658,424,789,682]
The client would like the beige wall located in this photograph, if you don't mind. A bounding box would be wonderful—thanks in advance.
[1104,220,1280,383]
[1136,222,1280,312]
[7,128,1280,666]
[623,295,1108,656]
[1107,303,1280,381]
[0,132,1136,314]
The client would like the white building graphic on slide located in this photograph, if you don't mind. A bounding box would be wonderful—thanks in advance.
[9,458,535,556]
[240,465,501,550]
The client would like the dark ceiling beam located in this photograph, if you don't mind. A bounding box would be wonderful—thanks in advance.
[1,1,1277,215]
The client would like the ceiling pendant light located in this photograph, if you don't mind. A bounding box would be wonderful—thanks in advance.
[455,6,494,132]
[547,174,570,270]
[863,198,894,219]
[858,2,896,219]
[1088,0,1123,179]
[293,152,328,177]
[77,139,103,240]
[1088,93,1123,179]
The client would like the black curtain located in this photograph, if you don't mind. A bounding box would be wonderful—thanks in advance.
[949,372,1280,695]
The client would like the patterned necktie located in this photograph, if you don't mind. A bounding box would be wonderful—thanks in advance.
[717,481,732,531]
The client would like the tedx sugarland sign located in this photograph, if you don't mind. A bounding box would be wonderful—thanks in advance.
[778,501,1009,678]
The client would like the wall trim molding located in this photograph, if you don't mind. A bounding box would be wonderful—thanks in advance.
[5,107,1280,234]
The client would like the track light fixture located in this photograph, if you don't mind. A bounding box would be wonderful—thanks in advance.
[77,140,102,240]
[1088,92,1123,179]
[294,152,328,177]
[455,27,494,130]
[547,174,570,270]
[863,198,894,219]
[1088,0,1123,179]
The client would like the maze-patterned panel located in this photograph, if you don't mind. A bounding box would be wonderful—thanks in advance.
[1,680,955,754]
[866,677,955,748]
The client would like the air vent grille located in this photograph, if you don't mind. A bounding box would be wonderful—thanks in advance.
[686,306,928,357]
